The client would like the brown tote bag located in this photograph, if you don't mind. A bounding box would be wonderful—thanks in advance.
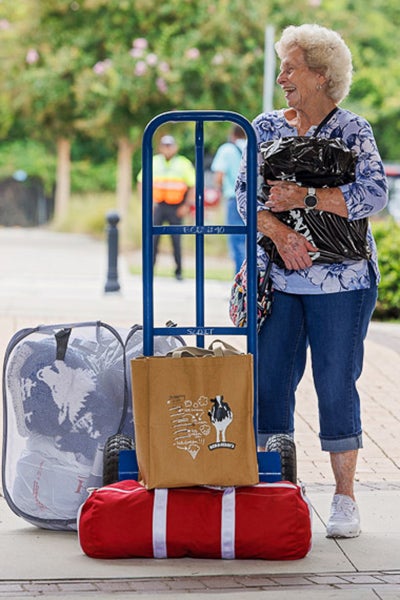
[130,340,258,489]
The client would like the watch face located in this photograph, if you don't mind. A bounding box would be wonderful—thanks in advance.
[304,194,318,209]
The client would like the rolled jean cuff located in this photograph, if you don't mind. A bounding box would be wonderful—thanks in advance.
[320,433,363,452]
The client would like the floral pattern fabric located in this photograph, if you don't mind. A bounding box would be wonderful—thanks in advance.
[235,107,388,294]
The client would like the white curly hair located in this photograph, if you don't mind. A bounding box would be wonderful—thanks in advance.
[275,24,353,104]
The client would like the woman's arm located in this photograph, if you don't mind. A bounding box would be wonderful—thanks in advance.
[257,209,318,270]
[264,180,349,217]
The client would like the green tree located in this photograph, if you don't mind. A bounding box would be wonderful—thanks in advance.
[74,0,271,220]
[2,2,78,221]
[0,23,16,139]
[0,0,270,222]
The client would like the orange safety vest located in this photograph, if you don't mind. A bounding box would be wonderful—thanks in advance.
[153,179,188,204]
[152,154,194,205]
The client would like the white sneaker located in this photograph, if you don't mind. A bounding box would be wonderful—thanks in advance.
[326,494,361,538]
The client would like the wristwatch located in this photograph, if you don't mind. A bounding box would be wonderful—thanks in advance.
[303,187,318,209]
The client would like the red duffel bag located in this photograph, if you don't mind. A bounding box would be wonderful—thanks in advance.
[78,480,312,560]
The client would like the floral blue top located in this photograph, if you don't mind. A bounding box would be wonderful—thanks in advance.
[236,107,388,294]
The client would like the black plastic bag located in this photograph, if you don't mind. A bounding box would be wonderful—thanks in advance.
[258,209,371,267]
[260,136,356,187]
[258,137,371,266]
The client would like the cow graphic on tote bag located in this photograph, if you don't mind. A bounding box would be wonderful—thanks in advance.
[208,395,235,449]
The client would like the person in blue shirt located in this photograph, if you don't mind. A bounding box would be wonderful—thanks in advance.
[211,125,246,274]
[236,24,388,539]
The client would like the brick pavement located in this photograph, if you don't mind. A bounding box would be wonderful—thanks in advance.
[1,572,400,597]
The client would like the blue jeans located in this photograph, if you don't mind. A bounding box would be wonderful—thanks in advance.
[227,196,246,274]
[257,274,378,452]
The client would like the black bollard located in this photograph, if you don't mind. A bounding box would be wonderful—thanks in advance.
[104,211,121,293]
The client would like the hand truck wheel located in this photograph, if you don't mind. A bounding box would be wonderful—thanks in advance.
[265,434,297,483]
[103,433,135,486]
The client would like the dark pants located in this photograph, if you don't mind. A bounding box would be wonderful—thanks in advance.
[153,201,183,276]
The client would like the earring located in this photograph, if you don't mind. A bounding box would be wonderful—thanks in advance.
[316,84,321,91]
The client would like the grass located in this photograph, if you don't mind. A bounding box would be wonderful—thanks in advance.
[130,262,233,282]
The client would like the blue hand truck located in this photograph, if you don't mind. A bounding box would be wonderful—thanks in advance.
[104,110,296,485]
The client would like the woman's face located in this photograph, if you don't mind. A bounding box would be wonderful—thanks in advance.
[276,46,322,111]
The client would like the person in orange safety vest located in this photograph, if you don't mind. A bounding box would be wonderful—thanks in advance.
[138,135,195,280]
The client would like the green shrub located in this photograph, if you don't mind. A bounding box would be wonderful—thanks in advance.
[372,218,400,320]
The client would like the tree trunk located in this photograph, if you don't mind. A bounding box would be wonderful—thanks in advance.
[116,136,134,229]
[54,137,71,223]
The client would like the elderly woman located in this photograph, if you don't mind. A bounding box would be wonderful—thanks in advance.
[236,24,388,538]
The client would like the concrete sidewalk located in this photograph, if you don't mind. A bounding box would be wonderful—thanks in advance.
[1,226,400,599]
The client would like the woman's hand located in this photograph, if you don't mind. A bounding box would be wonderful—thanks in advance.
[257,210,319,270]
[263,180,303,212]
[274,229,319,270]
